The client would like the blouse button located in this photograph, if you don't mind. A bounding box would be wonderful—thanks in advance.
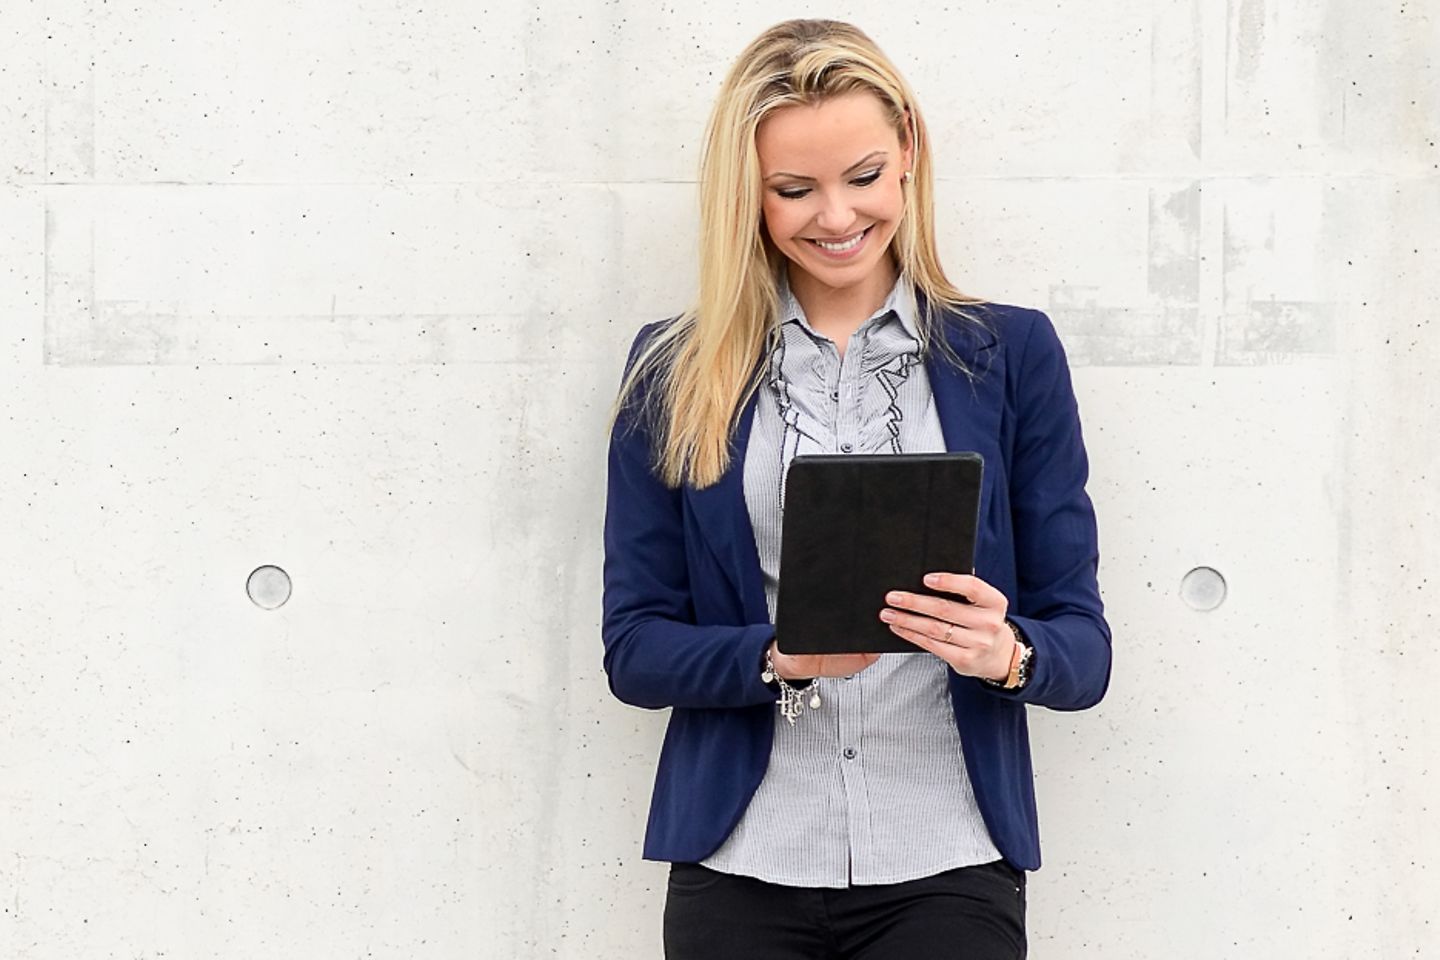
[840,442,854,453]
[842,747,857,761]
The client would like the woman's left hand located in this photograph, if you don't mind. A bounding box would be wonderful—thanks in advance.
[880,572,1015,681]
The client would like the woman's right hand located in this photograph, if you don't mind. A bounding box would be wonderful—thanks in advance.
[766,639,881,682]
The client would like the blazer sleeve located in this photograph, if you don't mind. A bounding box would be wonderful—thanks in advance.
[600,327,778,711]
[992,310,1113,710]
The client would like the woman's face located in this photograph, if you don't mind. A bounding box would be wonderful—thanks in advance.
[756,91,912,300]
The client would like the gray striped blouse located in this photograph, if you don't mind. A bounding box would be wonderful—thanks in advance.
[700,275,1002,887]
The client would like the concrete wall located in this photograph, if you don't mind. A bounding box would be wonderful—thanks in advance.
[1,1,1435,956]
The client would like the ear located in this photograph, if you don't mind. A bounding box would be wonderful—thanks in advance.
[901,108,917,171]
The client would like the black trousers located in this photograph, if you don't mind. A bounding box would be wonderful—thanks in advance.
[663,860,1027,960]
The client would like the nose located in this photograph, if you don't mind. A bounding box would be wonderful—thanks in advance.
[814,189,857,235]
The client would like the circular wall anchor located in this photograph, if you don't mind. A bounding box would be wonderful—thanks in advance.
[247,565,293,610]
[1179,566,1226,612]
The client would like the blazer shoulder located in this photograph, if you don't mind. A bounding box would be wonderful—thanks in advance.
[613,315,685,448]
[930,300,1060,372]
[618,314,686,388]
[627,314,684,354]
[958,301,1055,348]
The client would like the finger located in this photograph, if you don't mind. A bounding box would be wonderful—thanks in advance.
[886,620,941,651]
[887,622,985,674]
[825,653,881,674]
[921,572,1008,610]
[785,652,883,678]
[884,590,993,627]
[879,608,976,646]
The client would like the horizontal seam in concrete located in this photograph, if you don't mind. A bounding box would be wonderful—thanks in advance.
[9,172,1440,188]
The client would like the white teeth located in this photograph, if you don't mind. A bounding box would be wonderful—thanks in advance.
[813,230,865,253]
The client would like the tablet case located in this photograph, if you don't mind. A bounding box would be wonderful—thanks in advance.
[774,452,984,655]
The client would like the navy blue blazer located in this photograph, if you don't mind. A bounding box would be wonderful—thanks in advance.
[601,301,1111,871]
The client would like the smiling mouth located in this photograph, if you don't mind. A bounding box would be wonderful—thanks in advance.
[807,226,870,254]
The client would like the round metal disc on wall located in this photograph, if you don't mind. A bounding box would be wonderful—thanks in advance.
[247,564,293,610]
[1180,566,1227,612]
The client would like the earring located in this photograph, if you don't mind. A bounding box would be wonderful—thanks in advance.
[902,170,913,184]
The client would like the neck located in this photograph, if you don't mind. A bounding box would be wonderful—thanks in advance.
[788,259,899,345]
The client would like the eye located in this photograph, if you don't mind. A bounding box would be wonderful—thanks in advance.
[851,167,884,187]
[775,185,811,200]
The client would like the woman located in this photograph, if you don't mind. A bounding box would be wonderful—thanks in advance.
[602,19,1110,959]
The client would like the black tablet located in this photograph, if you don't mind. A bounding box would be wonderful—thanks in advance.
[774,452,984,655]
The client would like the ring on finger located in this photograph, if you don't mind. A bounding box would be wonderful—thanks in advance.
[942,623,955,643]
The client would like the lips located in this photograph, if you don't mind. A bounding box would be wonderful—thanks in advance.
[806,226,871,259]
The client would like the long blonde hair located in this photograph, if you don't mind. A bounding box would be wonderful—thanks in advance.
[617,18,983,489]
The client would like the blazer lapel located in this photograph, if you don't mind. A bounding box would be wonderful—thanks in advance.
[685,388,770,624]
[926,306,1003,444]
[926,307,1005,541]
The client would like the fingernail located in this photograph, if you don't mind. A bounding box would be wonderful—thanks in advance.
[924,573,940,586]
[879,610,895,622]
[886,591,903,604]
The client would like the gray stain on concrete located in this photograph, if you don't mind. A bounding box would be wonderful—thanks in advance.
[1050,184,1204,366]
[1218,301,1336,365]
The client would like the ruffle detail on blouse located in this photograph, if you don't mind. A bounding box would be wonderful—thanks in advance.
[765,312,922,511]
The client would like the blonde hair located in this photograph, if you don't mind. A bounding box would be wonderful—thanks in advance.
[617,18,984,489]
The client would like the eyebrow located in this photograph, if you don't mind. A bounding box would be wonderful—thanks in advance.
[763,150,889,182]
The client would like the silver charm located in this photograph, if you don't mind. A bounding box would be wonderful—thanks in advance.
[764,650,819,724]
[777,683,805,725]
